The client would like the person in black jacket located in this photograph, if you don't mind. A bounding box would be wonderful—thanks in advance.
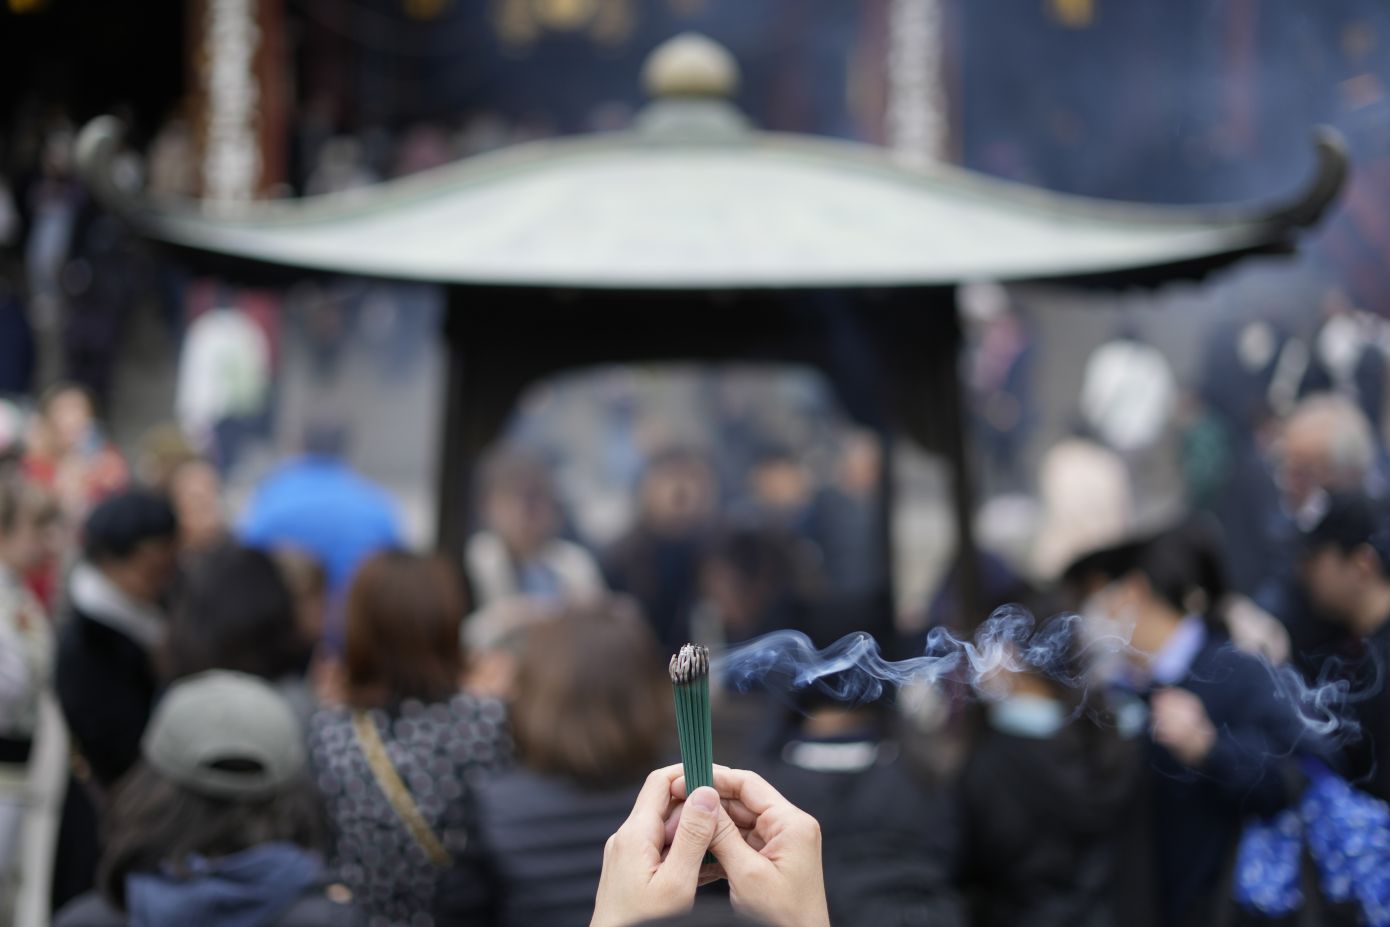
[1296,490,1390,803]
[760,689,966,927]
[53,489,179,909]
[1064,520,1321,927]
[476,596,673,927]
[53,671,363,927]
[957,605,1144,927]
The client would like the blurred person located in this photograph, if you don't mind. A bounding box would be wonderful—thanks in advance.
[307,551,510,927]
[239,449,402,598]
[467,447,605,609]
[24,120,80,318]
[1031,436,1133,582]
[273,549,329,652]
[56,489,179,786]
[166,457,227,557]
[270,549,341,707]
[696,528,808,647]
[961,281,1035,495]
[475,597,671,927]
[1258,393,1379,678]
[1064,521,1320,926]
[53,489,178,908]
[0,477,58,915]
[606,448,718,648]
[957,601,1143,927]
[1276,393,1377,518]
[132,424,195,490]
[175,305,272,470]
[738,446,813,531]
[22,383,128,527]
[53,671,363,927]
[1078,336,1178,457]
[798,431,885,602]
[164,545,316,725]
[1300,288,1388,434]
[591,764,830,927]
[1180,319,1292,596]
[1296,491,1390,802]
[761,686,965,927]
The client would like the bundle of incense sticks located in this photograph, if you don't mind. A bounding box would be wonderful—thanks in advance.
[670,643,713,798]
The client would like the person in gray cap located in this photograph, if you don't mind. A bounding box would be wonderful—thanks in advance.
[52,671,363,927]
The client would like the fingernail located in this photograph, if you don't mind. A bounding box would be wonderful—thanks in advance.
[689,787,719,815]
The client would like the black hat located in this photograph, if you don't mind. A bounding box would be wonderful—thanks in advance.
[83,488,178,563]
[1299,491,1390,567]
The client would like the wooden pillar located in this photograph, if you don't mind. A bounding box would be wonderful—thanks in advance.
[940,293,983,627]
[435,291,470,559]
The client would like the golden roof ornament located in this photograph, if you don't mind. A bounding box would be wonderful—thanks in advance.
[642,33,740,99]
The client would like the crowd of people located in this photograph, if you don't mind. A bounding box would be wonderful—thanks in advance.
[0,366,1381,927]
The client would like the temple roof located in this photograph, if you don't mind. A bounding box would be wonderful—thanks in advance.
[78,34,1346,291]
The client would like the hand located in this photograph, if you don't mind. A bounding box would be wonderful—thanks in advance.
[591,765,730,927]
[674,765,830,927]
[1151,687,1218,767]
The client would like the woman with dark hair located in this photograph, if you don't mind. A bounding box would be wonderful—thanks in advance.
[53,671,362,927]
[476,596,671,927]
[307,551,510,927]
[164,544,316,722]
[1063,520,1321,926]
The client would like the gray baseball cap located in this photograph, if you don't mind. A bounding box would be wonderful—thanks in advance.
[142,670,307,800]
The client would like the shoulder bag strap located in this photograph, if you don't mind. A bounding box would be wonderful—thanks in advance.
[351,710,454,869]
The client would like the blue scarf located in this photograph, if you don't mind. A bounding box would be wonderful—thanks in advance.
[127,843,323,927]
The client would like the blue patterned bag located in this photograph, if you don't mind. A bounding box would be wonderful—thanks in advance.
[1235,759,1390,925]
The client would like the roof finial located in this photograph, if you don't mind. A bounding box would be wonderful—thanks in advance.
[642,33,740,100]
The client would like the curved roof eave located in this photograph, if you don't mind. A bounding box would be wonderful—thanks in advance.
[75,114,1346,291]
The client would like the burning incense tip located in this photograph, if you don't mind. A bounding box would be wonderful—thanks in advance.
[669,643,709,685]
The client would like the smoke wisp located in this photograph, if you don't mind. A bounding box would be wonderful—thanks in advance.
[714,604,1370,745]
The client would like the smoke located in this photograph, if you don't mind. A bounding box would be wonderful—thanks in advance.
[714,604,1121,704]
[714,604,1371,745]
[1262,650,1384,748]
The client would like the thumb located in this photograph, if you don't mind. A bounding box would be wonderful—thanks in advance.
[659,786,720,885]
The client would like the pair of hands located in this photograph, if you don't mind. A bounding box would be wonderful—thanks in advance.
[591,764,830,927]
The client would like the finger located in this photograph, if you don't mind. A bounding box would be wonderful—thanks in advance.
[662,801,685,847]
[629,765,685,823]
[711,766,790,816]
[722,798,759,828]
[656,786,721,889]
[708,801,766,879]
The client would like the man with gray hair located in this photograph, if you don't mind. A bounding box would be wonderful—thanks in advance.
[1276,392,1379,518]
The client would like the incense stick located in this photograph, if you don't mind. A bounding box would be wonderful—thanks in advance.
[669,643,713,800]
